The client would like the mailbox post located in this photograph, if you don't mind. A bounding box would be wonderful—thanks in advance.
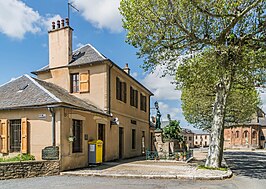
[88,140,103,164]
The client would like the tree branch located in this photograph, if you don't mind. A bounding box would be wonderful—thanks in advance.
[190,0,237,18]
[218,0,263,43]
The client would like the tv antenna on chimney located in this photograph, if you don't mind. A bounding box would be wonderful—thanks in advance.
[68,1,79,23]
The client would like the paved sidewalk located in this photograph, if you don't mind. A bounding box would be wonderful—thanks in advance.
[61,150,232,180]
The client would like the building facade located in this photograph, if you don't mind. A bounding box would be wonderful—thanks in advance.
[193,131,210,148]
[0,19,153,170]
[224,109,266,149]
[181,129,194,148]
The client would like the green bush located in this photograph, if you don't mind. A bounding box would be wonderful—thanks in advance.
[0,154,35,162]
[163,114,183,142]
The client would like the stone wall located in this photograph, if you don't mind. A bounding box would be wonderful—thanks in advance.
[0,160,60,180]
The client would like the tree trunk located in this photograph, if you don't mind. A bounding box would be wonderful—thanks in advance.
[205,82,227,168]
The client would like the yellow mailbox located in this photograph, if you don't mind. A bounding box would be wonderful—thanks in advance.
[88,140,103,164]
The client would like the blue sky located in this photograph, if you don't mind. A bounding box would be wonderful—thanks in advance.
[0,0,265,129]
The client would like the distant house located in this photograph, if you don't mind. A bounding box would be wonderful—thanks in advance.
[181,128,194,148]
[160,121,195,148]
[193,130,210,148]
[0,19,153,171]
[224,109,266,149]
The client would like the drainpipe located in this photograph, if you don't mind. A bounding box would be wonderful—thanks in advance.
[48,107,56,146]
[108,63,114,114]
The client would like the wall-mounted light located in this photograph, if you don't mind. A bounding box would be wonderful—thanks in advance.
[110,117,119,127]
[68,136,75,142]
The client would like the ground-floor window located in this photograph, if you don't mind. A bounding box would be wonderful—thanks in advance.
[10,120,21,153]
[132,129,136,149]
[72,119,83,153]
[0,118,28,154]
[244,131,249,138]
[236,131,240,138]
[252,131,257,139]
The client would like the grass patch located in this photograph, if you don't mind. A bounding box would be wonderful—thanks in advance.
[0,154,35,162]
[197,165,228,171]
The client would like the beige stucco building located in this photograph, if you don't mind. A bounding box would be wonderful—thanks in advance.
[181,129,194,148]
[193,131,210,148]
[0,19,153,171]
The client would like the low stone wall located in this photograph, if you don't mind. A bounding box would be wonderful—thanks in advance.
[0,160,60,180]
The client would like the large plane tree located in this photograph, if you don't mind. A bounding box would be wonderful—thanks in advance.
[120,0,266,167]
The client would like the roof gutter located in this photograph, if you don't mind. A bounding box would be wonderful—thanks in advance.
[0,103,112,117]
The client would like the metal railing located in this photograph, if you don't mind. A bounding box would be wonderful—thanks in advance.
[146,149,193,161]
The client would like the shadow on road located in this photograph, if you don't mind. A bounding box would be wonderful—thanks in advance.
[224,151,266,179]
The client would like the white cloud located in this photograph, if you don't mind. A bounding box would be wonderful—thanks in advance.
[76,43,85,49]
[0,0,41,39]
[131,72,138,78]
[260,92,266,112]
[70,0,122,32]
[41,14,62,31]
[142,66,181,100]
[152,101,183,121]
[0,1,63,39]
[41,43,47,48]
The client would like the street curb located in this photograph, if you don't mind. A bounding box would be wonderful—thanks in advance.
[60,169,233,180]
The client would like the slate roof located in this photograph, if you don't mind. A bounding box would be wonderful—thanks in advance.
[192,130,209,135]
[33,44,107,73]
[32,43,153,95]
[0,75,107,115]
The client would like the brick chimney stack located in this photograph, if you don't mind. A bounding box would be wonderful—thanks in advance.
[48,18,73,69]
[123,63,130,75]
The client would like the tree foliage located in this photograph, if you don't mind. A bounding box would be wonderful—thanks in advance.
[120,0,266,168]
[163,114,183,141]
[177,47,264,131]
[120,0,265,72]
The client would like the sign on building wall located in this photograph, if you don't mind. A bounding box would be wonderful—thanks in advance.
[42,146,59,160]
[38,114,47,119]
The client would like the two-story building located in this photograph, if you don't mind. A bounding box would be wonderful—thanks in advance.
[0,19,153,171]
[181,128,194,148]
[193,130,210,148]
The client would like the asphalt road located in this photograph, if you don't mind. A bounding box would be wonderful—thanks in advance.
[1,151,266,189]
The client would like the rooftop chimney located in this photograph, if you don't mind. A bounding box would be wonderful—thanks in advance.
[123,63,130,75]
[48,18,73,69]
[52,22,55,30]
[66,18,69,26]
[61,19,65,27]
[57,20,60,29]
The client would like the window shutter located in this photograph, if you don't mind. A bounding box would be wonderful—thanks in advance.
[140,94,143,110]
[135,90,139,108]
[144,96,147,112]
[130,87,133,106]
[21,118,28,154]
[0,119,8,153]
[79,71,90,93]
[116,77,119,99]
[123,82,127,103]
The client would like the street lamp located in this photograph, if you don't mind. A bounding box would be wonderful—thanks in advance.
[154,101,161,130]
[154,101,159,110]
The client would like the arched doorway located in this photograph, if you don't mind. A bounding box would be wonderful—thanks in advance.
[252,131,257,145]
[243,131,249,145]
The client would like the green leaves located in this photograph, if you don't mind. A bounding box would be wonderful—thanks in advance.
[177,46,264,130]
[120,0,265,71]
[162,115,183,141]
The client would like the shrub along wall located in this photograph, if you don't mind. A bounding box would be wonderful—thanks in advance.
[0,160,60,180]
